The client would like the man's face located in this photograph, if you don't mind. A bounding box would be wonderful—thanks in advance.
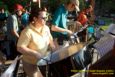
[68,3,76,12]
[17,10,22,16]
[1,9,5,13]
[37,11,47,25]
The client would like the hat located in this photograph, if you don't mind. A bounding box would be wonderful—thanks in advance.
[70,0,80,12]
[14,4,23,11]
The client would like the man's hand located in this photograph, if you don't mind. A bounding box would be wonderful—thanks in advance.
[35,52,43,61]
[66,29,73,35]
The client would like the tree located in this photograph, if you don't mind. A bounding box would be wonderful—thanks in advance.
[2,0,29,12]
[95,0,115,16]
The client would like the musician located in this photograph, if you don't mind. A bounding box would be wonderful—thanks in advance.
[17,5,55,77]
[51,0,80,48]
[6,4,23,59]
[76,6,94,42]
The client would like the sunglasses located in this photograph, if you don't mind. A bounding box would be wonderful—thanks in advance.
[39,17,47,21]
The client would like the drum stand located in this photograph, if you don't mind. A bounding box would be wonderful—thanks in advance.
[45,61,49,77]
[42,52,53,77]
[41,58,51,77]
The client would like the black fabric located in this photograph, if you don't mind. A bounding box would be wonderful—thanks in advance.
[13,59,20,77]
[77,29,87,42]
[9,41,21,60]
[84,48,92,66]
[57,34,69,45]
[73,47,92,70]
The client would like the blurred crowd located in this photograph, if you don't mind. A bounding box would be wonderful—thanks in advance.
[0,4,29,60]
[0,0,95,63]
[0,0,115,77]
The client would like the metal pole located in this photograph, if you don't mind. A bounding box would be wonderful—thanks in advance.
[38,0,41,8]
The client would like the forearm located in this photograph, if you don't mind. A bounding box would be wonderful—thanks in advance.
[51,25,68,33]
[49,40,56,51]
[49,35,56,51]
[51,25,73,35]
[12,30,19,38]
[17,46,42,59]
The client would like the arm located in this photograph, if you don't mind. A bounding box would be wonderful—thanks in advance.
[49,36,56,51]
[17,46,42,59]
[10,15,19,38]
[51,25,72,35]
[11,30,19,38]
[51,7,72,35]
[17,29,42,59]
[47,26,56,51]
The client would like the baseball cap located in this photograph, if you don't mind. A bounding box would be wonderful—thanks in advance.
[14,4,23,11]
[70,0,80,12]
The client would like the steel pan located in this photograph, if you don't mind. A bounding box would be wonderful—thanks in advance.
[37,43,85,77]
[37,43,85,66]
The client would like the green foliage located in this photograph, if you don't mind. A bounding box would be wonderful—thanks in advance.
[47,0,59,13]
[0,1,8,10]
[105,0,115,10]
[96,0,115,14]
[99,17,114,30]
[79,0,86,10]
[1,0,29,12]
[1,0,86,13]
[46,0,86,13]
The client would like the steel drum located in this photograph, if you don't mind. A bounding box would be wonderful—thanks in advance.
[37,43,86,77]
[37,43,85,66]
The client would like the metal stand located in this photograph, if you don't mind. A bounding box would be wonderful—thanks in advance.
[41,51,53,77]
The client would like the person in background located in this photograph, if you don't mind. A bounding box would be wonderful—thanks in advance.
[0,7,8,60]
[0,7,8,21]
[0,7,8,35]
[17,5,55,77]
[76,8,90,42]
[77,9,88,27]
[6,4,23,59]
[51,0,80,48]
[21,9,29,28]
[86,5,95,25]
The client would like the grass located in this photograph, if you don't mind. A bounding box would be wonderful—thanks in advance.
[99,17,115,30]
[101,26,108,30]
